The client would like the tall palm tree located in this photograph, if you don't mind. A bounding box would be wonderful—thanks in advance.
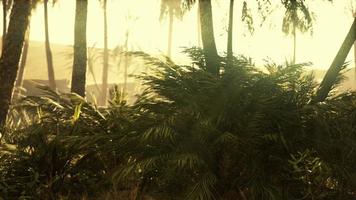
[198,0,219,75]
[226,0,234,67]
[161,0,219,74]
[0,0,31,126]
[44,0,56,90]
[1,0,12,51]
[167,10,173,57]
[14,22,30,90]
[354,14,356,82]
[347,0,356,81]
[100,0,109,106]
[312,18,356,103]
[353,19,356,83]
[123,29,129,95]
[2,0,6,50]
[15,0,55,96]
[160,0,183,58]
[196,4,201,46]
[281,0,313,64]
[15,0,50,97]
[71,0,88,97]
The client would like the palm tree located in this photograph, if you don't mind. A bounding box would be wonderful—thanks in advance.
[15,0,55,97]
[100,0,109,106]
[1,0,12,51]
[354,14,356,82]
[160,0,219,74]
[347,0,356,81]
[354,43,356,80]
[281,0,313,64]
[71,0,88,97]
[160,0,182,58]
[226,0,234,67]
[2,0,6,50]
[44,0,56,90]
[120,14,137,96]
[87,45,101,94]
[123,30,129,95]
[312,18,356,103]
[354,17,356,83]
[0,0,31,126]
[196,4,202,47]
[14,22,30,90]
[15,0,53,97]
[198,0,219,75]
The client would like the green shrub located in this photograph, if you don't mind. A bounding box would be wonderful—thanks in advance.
[1,49,356,199]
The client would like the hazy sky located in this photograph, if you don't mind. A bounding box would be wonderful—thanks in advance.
[6,0,356,69]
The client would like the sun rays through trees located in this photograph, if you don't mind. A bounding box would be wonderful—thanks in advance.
[0,0,356,199]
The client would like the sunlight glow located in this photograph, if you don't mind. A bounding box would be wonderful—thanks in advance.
[1,0,355,85]
[26,0,355,68]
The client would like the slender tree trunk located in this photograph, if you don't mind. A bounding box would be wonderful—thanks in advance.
[227,0,234,67]
[87,47,101,94]
[197,5,202,47]
[71,0,88,97]
[167,9,173,57]
[312,18,356,103]
[198,0,219,75]
[354,15,356,82]
[44,0,56,90]
[2,0,6,51]
[123,30,129,95]
[292,24,296,64]
[100,0,108,106]
[123,55,129,95]
[0,0,31,126]
[15,22,30,89]
[354,40,356,82]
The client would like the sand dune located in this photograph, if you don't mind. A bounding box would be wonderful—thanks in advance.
[2,39,356,96]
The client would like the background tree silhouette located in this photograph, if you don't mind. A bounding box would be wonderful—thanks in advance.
[226,0,234,67]
[43,0,56,90]
[160,0,183,58]
[281,0,313,64]
[100,0,109,106]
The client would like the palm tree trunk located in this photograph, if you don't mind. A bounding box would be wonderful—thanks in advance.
[198,0,219,75]
[312,18,356,103]
[292,24,296,64]
[2,0,6,51]
[100,0,108,106]
[227,0,234,67]
[0,0,31,126]
[15,22,30,89]
[87,47,101,94]
[71,0,88,97]
[354,40,356,82]
[44,0,56,91]
[167,9,173,57]
[123,30,129,95]
[197,5,202,47]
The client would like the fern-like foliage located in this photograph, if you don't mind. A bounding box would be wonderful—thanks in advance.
[1,48,356,200]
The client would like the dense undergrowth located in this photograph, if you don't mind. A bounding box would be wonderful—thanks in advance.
[1,48,356,200]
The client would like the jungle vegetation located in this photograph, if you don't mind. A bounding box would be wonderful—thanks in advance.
[0,0,355,199]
